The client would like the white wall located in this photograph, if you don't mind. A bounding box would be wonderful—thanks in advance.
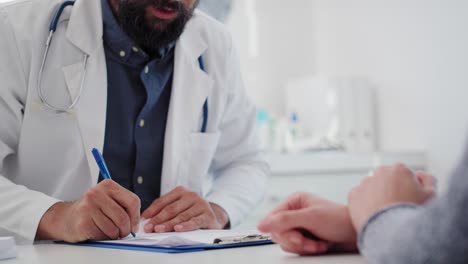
[226,0,316,115]
[228,1,468,186]
[309,0,468,185]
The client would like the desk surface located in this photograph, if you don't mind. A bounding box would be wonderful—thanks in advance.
[5,243,366,264]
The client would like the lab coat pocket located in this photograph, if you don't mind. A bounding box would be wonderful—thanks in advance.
[182,132,221,193]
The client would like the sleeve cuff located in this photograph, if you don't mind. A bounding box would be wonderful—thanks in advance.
[205,192,240,228]
[18,192,61,243]
[358,203,419,252]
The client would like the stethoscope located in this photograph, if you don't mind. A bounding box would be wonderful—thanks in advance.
[37,1,209,133]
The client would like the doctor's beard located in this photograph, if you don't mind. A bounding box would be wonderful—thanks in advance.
[117,0,197,57]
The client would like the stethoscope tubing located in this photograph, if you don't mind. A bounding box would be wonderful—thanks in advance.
[37,1,88,113]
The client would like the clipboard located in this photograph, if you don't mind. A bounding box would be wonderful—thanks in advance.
[56,233,273,254]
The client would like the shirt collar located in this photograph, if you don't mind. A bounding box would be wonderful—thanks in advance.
[101,0,174,65]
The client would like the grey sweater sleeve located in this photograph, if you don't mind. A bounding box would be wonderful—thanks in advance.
[359,147,468,264]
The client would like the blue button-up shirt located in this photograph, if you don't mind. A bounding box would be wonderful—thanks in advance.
[100,0,174,211]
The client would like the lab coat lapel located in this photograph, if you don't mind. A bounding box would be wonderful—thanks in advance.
[161,18,214,194]
[65,0,103,55]
[62,0,107,184]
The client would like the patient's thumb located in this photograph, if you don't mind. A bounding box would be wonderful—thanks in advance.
[415,171,437,192]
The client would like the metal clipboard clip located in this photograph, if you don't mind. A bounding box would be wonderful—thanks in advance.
[213,234,272,245]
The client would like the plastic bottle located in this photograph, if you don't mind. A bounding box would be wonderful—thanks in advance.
[257,109,270,151]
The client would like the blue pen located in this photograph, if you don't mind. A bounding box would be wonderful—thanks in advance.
[91,148,136,238]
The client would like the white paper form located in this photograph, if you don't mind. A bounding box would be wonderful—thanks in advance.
[95,220,262,248]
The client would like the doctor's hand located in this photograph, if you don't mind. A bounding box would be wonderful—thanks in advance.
[348,164,436,232]
[141,186,229,233]
[36,180,141,242]
[258,192,358,255]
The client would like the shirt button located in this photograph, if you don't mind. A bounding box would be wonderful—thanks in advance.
[119,50,126,57]
[132,46,139,52]
[139,119,145,128]
[144,66,149,74]
[137,176,144,185]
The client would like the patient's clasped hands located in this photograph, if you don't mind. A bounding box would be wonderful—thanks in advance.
[258,163,436,255]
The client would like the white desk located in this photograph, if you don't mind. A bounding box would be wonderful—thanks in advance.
[4,243,365,264]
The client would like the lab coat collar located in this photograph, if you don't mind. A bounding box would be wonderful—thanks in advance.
[177,10,209,61]
[66,0,103,55]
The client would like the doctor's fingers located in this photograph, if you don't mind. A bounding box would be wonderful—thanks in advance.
[142,186,191,219]
[143,198,196,232]
[173,213,219,232]
[97,196,134,237]
[69,214,111,242]
[100,181,141,230]
[153,203,211,233]
[85,223,111,242]
[271,230,329,256]
[90,210,120,240]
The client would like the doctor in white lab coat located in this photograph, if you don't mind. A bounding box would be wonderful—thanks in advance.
[0,0,268,243]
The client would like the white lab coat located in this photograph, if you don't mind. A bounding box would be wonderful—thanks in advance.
[0,0,268,243]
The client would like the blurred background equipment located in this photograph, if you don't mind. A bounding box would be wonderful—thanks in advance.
[281,75,377,153]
